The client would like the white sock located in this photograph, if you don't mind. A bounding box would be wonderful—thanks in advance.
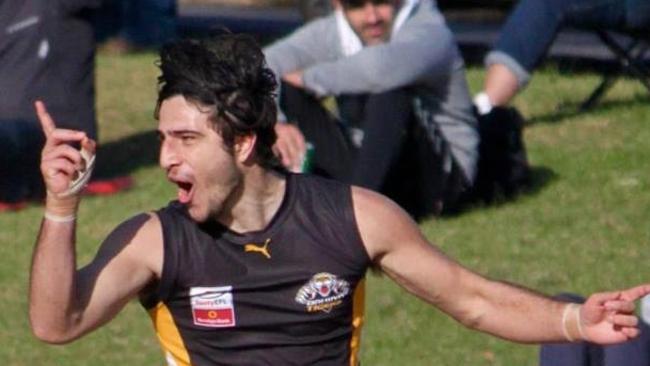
[473,92,493,115]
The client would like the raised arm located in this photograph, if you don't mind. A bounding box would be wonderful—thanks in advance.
[352,187,650,344]
[28,102,161,344]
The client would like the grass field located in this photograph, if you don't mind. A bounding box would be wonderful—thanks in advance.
[1,51,649,365]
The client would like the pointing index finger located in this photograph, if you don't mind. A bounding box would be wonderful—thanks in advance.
[620,284,650,302]
[35,100,56,136]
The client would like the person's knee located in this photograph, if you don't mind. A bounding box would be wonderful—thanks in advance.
[516,0,569,20]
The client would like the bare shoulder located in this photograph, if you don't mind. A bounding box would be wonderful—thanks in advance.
[94,212,164,278]
[350,186,426,261]
[350,186,408,227]
[350,188,462,307]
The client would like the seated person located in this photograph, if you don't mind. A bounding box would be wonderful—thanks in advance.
[474,0,650,115]
[264,0,479,218]
[540,294,650,366]
[0,0,132,212]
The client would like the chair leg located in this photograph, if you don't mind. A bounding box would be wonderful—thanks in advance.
[580,31,650,110]
[598,31,650,92]
[580,74,618,111]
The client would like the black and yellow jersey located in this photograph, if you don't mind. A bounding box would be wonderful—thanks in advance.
[141,173,371,365]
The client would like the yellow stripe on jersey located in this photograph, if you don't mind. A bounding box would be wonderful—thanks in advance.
[349,277,366,366]
[148,302,192,366]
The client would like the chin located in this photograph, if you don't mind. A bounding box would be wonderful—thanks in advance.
[192,201,227,224]
[364,36,386,46]
[185,205,210,223]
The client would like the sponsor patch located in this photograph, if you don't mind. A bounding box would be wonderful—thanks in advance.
[295,273,350,313]
[190,286,236,328]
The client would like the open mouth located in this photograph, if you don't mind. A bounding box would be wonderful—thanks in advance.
[176,180,194,204]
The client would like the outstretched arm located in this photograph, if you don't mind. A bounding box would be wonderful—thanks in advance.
[28,102,161,344]
[352,187,650,344]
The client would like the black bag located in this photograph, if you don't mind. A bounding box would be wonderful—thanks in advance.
[472,106,531,203]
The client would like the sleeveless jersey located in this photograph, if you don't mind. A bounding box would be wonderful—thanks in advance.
[141,173,371,366]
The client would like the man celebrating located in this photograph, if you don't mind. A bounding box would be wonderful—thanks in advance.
[265,0,479,217]
[30,35,650,365]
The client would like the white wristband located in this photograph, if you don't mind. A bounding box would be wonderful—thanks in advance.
[561,303,584,342]
[575,304,586,340]
[44,212,77,223]
[561,303,575,342]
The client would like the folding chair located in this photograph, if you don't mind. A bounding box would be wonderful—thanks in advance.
[580,28,650,110]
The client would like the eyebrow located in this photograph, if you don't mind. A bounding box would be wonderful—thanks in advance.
[157,128,204,140]
[159,128,203,135]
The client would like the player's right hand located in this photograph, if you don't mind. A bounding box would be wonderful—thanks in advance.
[36,101,96,199]
[273,122,306,172]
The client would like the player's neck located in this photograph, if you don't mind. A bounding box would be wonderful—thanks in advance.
[216,167,286,233]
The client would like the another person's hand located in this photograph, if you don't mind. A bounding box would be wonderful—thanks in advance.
[579,284,650,344]
[282,71,304,89]
[273,122,306,172]
[36,101,96,199]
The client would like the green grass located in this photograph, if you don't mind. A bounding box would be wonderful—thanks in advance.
[2,53,649,365]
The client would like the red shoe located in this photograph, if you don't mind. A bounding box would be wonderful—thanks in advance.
[83,176,134,196]
[0,201,28,212]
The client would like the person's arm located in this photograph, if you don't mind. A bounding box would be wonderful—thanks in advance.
[301,21,456,96]
[263,17,337,83]
[264,19,336,171]
[28,102,161,344]
[352,187,650,344]
[273,123,306,172]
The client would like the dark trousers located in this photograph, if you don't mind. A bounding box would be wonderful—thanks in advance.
[280,84,466,218]
[0,119,45,202]
[539,294,650,366]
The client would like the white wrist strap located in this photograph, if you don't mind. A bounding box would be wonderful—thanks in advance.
[44,212,76,223]
[561,303,574,342]
[561,303,585,342]
[59,148,96,198]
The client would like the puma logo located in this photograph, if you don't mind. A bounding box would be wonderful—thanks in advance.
[244,238,271,259]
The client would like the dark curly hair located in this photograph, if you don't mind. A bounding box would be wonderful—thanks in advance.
[154,34,280,169]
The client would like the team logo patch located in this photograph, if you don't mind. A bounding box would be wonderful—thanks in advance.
[189,286,236,328]
[295,272,350,313]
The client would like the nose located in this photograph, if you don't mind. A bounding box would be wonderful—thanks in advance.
[159,138,179,171]
[362,3,380,23]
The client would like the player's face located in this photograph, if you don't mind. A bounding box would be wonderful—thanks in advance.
[158,95,242,223]
[338,0,398,46]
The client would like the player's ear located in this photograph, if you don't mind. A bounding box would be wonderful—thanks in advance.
[234,134,256,163]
